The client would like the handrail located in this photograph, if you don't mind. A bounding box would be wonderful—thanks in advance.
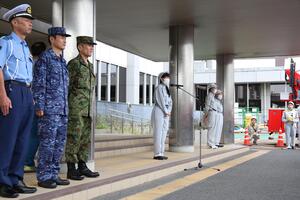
[108,108,150,122]
[108,109,152,135]
[110,114,151,124]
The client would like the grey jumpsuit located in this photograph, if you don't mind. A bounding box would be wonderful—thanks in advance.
[151,84,173,157]
[205,92,219,147]
[282,109,299,148]
[214,98,223,146]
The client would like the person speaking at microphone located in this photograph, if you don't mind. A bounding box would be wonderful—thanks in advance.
[151,72,173,160]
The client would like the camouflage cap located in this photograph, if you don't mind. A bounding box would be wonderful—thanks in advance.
[77,36,97,45]
[48,27,71,37]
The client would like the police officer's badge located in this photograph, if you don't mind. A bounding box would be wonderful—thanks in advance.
[26,6,32,14]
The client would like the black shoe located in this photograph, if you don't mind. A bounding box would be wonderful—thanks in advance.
[38,180,57,189]
[78,161,100,178]
[67,162,84,180]
[162,156,168,160]
[217,144,224,148]
[0,185,19,198]
[153,156,164,160]
[292,146,296,150]
[12,180,37,194]
[55,177,70,185]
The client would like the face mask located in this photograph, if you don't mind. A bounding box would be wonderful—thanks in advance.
[162,78,170,86]
[217,95,223,100]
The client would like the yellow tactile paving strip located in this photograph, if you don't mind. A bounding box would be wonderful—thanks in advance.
[122,150,270,200]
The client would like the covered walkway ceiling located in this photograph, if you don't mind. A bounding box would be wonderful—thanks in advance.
[1,0,300,61]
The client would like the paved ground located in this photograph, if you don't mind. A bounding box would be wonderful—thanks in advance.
[159,149,300,200]
[97,147,300,200]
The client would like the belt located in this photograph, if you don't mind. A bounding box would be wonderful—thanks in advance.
[155,103,169,108]
[209,108,217,112]
[5,80,31,88]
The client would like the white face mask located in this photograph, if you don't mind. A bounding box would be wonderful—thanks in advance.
[217,95,223,100]
[162,78,170,86]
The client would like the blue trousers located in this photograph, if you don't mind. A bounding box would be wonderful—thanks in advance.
[36,115,67,182]
[0,83,34,186]
[24,116,39,167]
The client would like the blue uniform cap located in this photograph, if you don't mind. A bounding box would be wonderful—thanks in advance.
[48,27,71,37]
[2,4,34,22]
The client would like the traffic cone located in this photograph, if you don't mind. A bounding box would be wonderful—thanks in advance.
[244,128,251,146]
[276,128,285,147]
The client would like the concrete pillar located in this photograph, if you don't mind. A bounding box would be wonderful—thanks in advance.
[261,83,265,122]
[143,73,147,105]
[149,75,153,106]
[52,0,96,62]
[126,53,140,105]
[265,83,271,119]
[216,54,235,144]
[246,83,249,109]
[169,25,194,153]
[107,64,111,102]
[97,61,101,101]
[52,0,96,168]
[116,66,120,103]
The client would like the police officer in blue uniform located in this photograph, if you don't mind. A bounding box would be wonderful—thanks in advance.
[0,4,37,198]
[32,27,71,189]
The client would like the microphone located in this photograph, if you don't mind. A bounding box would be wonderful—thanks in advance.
[170,84,184,87]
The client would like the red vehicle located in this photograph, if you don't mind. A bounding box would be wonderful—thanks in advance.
[268,59,298,135]
[268,109,285,133]
[285,59,300,104]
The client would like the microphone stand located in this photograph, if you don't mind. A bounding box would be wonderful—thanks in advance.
[171,85,220,172]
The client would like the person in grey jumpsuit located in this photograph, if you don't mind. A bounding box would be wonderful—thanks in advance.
[296,105,300,145]
[205,84,222,149]
[282,101,299,149]
[214,90,224,147]
[151,72,172,160]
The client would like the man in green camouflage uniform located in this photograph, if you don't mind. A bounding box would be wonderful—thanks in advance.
[65,36,99,180]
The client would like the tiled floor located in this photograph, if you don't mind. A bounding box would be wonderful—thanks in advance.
[10,144,243,200]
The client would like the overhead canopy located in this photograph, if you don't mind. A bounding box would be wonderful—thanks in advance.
[1,0,300,61]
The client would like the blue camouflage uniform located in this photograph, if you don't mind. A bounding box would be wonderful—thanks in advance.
[0,32,34,187]
[32,48,69,182]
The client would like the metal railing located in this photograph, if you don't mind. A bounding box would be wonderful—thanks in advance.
[108,109,152,135]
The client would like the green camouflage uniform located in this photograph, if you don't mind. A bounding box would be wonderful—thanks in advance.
[65,54,96,163]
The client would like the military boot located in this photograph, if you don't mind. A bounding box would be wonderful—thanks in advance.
[78,161,99,178]
[67,162,84,180]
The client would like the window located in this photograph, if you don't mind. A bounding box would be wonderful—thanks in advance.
[139,73,144,104]
[195,85,207,111]
[110,64,117,102]
[119,67,127,102]
[146,74,151,104]
[249,84,261,110]
[152,76,157,104]
[271,83,290,108]
[235,84,247,107]
[101,62,108,101]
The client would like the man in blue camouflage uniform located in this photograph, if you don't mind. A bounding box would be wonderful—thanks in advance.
[32,27,71,189]
[0,4,37,198]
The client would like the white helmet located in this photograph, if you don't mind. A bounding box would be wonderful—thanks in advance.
[208,83,217,90]
[251,116,257,120]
